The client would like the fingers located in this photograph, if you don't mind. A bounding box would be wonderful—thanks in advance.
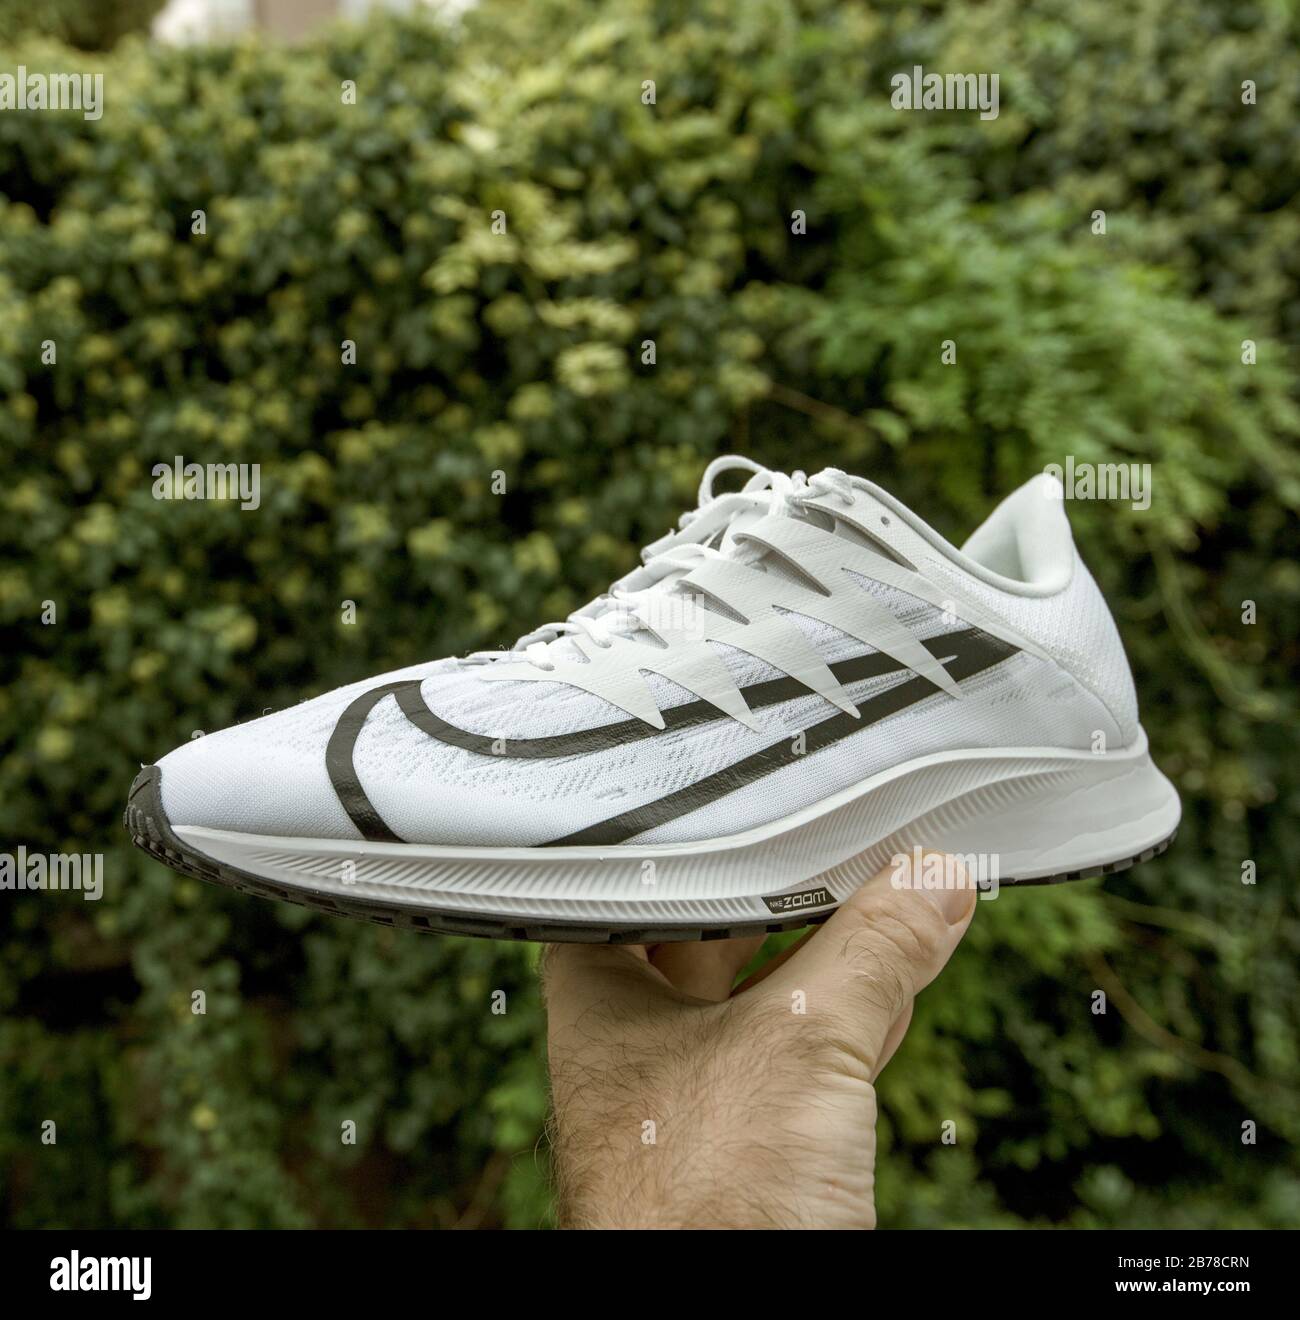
[732,925,821,993]
[648,934,766,1002]
[542,849,975,1075]
[541,928,767,1026]
[757,852,977,1074]
[540,942,672,1034]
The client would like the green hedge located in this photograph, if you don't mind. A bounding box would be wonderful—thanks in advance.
[1,0,1297,1228]
[0,0,164,51]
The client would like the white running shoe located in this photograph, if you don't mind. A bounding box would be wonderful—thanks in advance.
[126,456,1180,941]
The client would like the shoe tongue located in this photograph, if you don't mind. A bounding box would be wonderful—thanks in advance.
[518,467,839,664]
[558,482,816,658]
[716,502,775,556]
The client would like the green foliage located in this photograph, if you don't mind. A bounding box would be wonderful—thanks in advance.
[1,0,1297,1228]
[933,0,1300,341]
[0,0,166,50]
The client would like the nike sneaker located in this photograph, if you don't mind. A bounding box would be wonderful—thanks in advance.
[125,456,1180,941]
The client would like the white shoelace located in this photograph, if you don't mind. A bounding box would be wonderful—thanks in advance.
[464,457,856,671]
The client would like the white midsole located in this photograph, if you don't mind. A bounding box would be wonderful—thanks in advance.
[175,730,1180,927]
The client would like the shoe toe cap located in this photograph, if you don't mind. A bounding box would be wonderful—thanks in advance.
[156,712,356,839]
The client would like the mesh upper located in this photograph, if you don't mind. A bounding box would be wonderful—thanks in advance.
[156,502,1141,845]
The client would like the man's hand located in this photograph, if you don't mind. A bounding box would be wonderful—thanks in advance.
[543,852,977,1228]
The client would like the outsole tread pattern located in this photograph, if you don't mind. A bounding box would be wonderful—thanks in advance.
[124,766,1177,944]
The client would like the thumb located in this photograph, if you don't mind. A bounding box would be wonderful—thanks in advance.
[763,851,977,1074]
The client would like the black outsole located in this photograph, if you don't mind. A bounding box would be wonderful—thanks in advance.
[124,765,1178,944]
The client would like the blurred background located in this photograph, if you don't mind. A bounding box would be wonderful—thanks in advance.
[1,0,1297,1228]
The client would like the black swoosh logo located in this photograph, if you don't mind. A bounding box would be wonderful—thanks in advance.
[326,628,1018,846]
[324,681,412,844]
